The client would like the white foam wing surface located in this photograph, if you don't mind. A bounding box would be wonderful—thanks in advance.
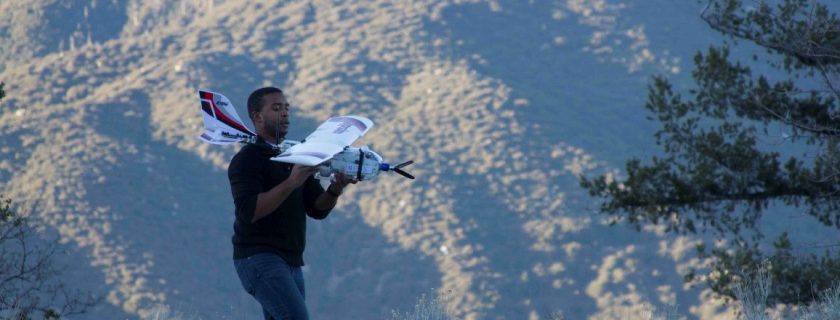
[270,116,374,166]
[271,142,344,166]
[304,116,373,145]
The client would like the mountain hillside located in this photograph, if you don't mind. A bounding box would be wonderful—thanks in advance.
[4,1,831,319]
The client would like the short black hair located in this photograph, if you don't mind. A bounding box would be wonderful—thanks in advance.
[247,87,284,122]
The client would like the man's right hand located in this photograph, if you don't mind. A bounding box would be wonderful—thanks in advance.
[287,165,319,188]
[252,164,318,222]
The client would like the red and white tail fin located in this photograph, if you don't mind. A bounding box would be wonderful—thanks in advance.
[197,90,255,145]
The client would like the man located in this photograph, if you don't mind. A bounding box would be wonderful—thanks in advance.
[228,87,354,320]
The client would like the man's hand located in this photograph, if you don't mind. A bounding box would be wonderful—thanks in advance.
[314,172,355,211]
[288,165,319,188]
[328,172,357,196]
[252,165,318,222]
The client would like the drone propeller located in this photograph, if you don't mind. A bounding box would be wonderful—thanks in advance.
[391,160,415,179]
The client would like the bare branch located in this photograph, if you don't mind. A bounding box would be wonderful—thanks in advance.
[0,195,95,318]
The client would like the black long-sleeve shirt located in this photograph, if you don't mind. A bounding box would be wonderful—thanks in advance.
[227,138,331,266]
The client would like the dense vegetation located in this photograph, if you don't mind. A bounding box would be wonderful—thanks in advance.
[583,0,840,306]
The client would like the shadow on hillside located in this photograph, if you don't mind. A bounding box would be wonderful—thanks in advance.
[415,2,698,318]
[41,1,128,52]
[307,205,442,319]
[425,1,660,162]
[83,89,247,316]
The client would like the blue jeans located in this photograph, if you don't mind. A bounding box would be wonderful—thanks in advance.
[234,253,308,320]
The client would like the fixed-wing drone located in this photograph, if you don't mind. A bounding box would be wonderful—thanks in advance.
[197,90,414,181]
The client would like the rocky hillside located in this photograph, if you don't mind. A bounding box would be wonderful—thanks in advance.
[4,1,820,319]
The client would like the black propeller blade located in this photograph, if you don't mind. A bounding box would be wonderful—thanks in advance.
[391,160,415,179]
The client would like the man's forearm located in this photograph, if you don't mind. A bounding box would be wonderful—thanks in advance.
[252,181,296,222]
[314,186,339,211]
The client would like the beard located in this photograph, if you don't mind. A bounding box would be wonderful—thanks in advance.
[269,121,289,140]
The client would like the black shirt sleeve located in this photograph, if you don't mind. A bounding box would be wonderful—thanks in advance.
[228,150,261,224]
[303,176,331,220]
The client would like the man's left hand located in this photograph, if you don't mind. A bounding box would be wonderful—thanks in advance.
[329,172,357,196]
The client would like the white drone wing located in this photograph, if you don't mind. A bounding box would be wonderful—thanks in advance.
[271,116,373,166]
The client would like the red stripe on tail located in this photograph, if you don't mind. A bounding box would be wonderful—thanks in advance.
[211,103,252,135]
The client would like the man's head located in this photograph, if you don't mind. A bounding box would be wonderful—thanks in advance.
[247,87,290,142]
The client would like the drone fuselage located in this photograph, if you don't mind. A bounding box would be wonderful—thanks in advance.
[269,141,385,181]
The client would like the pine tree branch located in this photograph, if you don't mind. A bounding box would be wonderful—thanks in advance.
[701,0,840,66]
[750,92,840,137]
